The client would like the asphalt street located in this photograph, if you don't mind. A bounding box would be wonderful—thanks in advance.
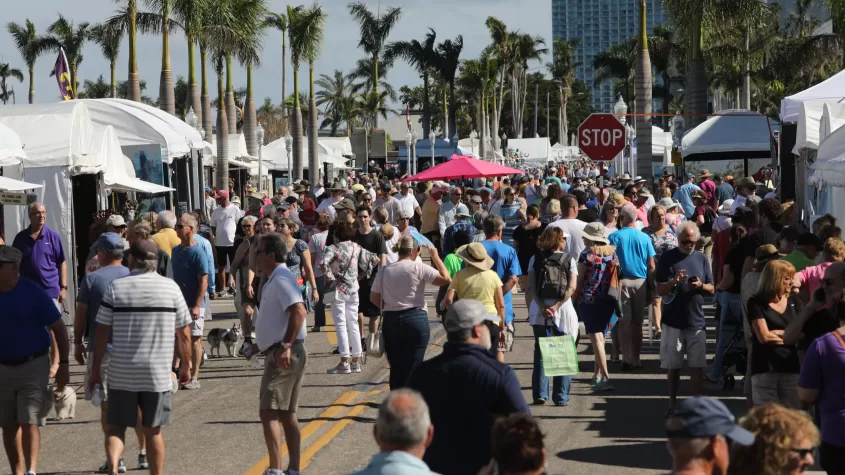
[2,287,819,475]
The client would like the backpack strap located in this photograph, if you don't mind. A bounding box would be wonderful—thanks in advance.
[832,330,845,351]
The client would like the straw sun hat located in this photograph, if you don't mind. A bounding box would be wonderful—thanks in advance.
[456,243,494,270]
[582,222,609,245]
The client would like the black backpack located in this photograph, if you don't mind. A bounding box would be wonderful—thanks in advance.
[700,206,718,233]
[534,251,571,300]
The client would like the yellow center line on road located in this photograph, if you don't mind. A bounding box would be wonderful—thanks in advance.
[325,310,338,345]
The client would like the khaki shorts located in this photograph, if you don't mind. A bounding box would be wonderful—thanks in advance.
[108,389,172,428]
[84,352,111,401]
[0,354,51,427]
[260,341,308,412]
[190,307,206,337]
[660,325,706,370]
[620,278,647,324]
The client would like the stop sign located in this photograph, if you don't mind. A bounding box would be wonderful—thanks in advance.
[578,113,625,161]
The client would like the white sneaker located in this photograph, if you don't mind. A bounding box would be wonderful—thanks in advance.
[350,362,362,373]
[327,363,351,374]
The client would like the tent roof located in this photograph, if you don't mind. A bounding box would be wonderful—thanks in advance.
[96,126,174,194]
[105,99,203,149]
[781,68,845,122]
[651,126,673,157]
[210,133,256,161]
[0,122,26,165]
[0,176,42,191]
[506,137,552,160]
[403,155,522,181]
[0,102,99,171]
[795,102,827,151]
[681,110,773,160]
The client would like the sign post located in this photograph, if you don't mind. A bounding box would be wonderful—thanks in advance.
[578,113,626,205]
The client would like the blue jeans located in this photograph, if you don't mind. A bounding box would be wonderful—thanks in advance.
[383,308,430,389]
[532,324,571,404]
[712,291,742,379]
[313,275,327,328]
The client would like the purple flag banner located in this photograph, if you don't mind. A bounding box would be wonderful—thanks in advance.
[54,47,74,100]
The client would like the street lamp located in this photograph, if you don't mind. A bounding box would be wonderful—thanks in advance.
[470,130,477,156]
[626,124,636,176]
[284,133,293,184]
[671,114,685,149]
[256,123,265,193]
[452,132,459,147]
[411,130,417,175]
[614,96,628,174]
[429,130,435,167]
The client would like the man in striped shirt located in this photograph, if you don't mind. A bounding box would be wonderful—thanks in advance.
[89,239,192,475]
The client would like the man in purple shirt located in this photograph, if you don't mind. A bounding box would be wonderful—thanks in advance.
[12,202,67,307]
[697,170,717,208]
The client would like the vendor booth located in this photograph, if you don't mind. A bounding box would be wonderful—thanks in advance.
[807,124,845,226]
[681,110,776,178]
[504,137,552,167]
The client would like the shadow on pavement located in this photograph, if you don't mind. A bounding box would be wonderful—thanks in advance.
[557,440,669,470]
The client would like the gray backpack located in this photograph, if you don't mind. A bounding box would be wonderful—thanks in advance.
[534,251,571,300]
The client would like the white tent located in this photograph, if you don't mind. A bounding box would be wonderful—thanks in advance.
[820,103,845,143]
[652,126,673,157]
[0,176,42,191]
[262,137,352,169]
[95,126,174,194]
[0,123,26,165]
[105,98,203,150]
[681,110,773,159]
[506,138,552,161]
[319,136,353,158]
[781,68,845,122]
[211,133,256,161]
[808,125,845,226]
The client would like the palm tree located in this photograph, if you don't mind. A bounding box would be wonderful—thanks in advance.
[78,75,113,98]
[7,20,46,104]
[593,39,637,103]
[89,23,122,98]
[107,1,162,103]
[509,33,547,138]
[648,25,677,128]
[459,55,495,158]
[300,5,326,182]
[0,63,24,104]
[44,16,91,97]
[347,56,397,101]
[231,0,268,158]
[145,0,177,115]
[434,35,464,140]
[356,90,391,130]
[265,12,288,120]
[485,16,513,148]
[348,1,402,129]
[173,0,208,127]
[635,0,653,187]
[316,70,352,136]
[547,38,581,146]
[384,28,438,137]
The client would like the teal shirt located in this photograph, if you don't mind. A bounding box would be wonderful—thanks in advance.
[608,227,656,279]
[350,451,441,475]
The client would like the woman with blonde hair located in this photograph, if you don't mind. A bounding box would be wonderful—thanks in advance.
[371,235,450,388]
[527,226,579,406]
[729,404,819,475]
[747,260,803,408]
[599,199,620,236]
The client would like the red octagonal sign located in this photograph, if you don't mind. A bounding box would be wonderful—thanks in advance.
[578,113,625,162]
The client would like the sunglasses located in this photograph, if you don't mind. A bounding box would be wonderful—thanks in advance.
[680,239,696,246]
[398,217,410,221]
[788,448,815,458]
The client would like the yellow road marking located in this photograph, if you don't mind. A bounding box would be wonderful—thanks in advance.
[243,391,361,475]
[325,310,338,345]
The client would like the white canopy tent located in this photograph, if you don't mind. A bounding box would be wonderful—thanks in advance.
[781,68,845,122]
[808,124,845,226]
[262,137,352,169]
[105,98,203,150]
[94,126,174,194]
[652,126,673,157]
[0,176,42,191]
[819,103,845,143]
[0,123,27,165]
[681,110,773,160]
[506,138,552,163]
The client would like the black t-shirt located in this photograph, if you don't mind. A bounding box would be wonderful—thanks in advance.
[512,224,544,273]
[742,223,783,259]
[724,246,745,294]
[355,228,387,255]
[747,295,801,375]
[800,306,840,352]
[656,248,713,330]
[577,208,599,223]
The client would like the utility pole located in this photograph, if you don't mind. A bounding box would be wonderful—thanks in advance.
[533,82,539,137]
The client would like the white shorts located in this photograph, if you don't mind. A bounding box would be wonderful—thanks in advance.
[190,308,206,337]
[84,352,111,401]
[660,325,706,370]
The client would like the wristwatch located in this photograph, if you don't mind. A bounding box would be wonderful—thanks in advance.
[280,342,292,351]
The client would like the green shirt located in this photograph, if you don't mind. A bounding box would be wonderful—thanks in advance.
[443,253,463,277]
[780,250,815,272]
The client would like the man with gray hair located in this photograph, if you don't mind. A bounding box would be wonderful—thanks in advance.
[407,300,529,475]
[608,203,656,371]
[125,221,172,278]
[350,389,436,475]
[89,239,192,475]
[656,221,714,410]
[437,186,463,238]
[151,210,180,258]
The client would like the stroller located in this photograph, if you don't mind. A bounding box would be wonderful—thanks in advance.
[717,320,748,390]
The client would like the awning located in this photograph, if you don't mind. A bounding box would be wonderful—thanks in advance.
[229,158,256,170]
[0,176,43,191]
[109,177,174,194]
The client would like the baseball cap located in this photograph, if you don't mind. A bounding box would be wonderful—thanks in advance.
[455,203,470,217]
[686,172,695,179]
[0,245,22,264]
[333,197,357,211]
[380,183,392,192]
[797,232,821,250]
[276,202,291,212]
[443,299,500,333]
[204,185,212,192]
[755,244,781,262]
[666,397,754,446]
[94,232,126,251]
[214,190,230,199]
[128,238,158,261]
[106,214,127,228]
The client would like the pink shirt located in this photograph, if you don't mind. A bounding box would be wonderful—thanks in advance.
[699,180,716,207]
[636,203,649,226]
[797,262,833,297]
[372,259,440,312]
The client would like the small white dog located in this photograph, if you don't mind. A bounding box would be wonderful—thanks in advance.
[53,386,77,420]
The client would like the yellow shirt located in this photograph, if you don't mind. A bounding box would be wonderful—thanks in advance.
[151,227,181,257]
[420,198,440,234]
[448,267,503,322]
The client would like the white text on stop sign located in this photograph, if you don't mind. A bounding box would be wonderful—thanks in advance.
[580,128,623,147]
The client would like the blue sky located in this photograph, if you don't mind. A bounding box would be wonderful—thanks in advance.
[1,0,552,107]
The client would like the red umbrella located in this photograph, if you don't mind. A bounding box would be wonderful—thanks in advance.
[403,155,522,181]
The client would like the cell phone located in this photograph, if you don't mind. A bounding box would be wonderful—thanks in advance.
[814,287,825,302]
[688,276,699,284]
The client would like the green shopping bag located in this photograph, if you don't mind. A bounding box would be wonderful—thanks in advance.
[538,332,579,377]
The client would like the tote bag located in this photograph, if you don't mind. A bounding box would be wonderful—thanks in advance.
[538,331,579,377]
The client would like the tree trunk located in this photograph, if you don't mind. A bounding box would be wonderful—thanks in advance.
[282,34,287,120]
[479,94,486,159]
[159,12,175,115]
[225,55,237,133]
[492,93,500,150]
[28,67,34,104]
[422,70,431,138]
[188,39,201,126]
[200,45,213,142]
[560,87,568,147]
[292,67,303,180]
[495,67,505,148]
[448,83,457,140]
[688,10,707,128]
[309,63,319,183]
[110,62,117,98]
[373,54,381,130]
[128,3,141,102]
[443,89,448,138]
[243,62,257,156]
[636,0,654,187]
[216,67,229,191]
[741,29,751,109]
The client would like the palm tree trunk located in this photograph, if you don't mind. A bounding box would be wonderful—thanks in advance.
[244,62,257,156]
[688,10,707,128]
[159,7,175,115]
[492,93,499,150]
[561,87,568,147]
[282,33,287,122]
[741,29,751,109]
[422,70,431,138]
[510,70,519,137]
[443,89,448,138]
[28,66,34,104]
[128,1,141,102]
[448,83,457,140]
[373,54,381,129]
[479,93,486,159]
[308,63,319,183]
[110,62,117,98]
[292,66,303,180]
[200,45,212,142]
[216,64,229,191]
[636,0,653,187]
[188,38,201,125]
[225,55,237,133]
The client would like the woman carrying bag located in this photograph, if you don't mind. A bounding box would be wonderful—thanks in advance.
[527,227,579,406]
[371,236,450,389]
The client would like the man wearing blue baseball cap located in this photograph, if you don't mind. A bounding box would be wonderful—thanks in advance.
[666,396,755,475]
[673,173,703,219]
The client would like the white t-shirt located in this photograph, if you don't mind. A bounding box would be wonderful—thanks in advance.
[255,264,306,351]
[211,203,243,246]
[397,193,418,218]
[729,195,746,216]
[546,218,588,261]
[316,197,339,220]
[372,259,439,312]
[527,255,579,336]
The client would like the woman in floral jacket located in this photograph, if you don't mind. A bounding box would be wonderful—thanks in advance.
[320,221,379,374]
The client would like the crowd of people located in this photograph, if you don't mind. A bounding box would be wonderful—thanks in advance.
[1,163,843,475]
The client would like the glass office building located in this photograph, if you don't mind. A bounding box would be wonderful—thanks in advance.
[552,0,667,113]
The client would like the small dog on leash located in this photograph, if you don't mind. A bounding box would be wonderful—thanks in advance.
[207,323,242,358]
[53,386,77,420]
